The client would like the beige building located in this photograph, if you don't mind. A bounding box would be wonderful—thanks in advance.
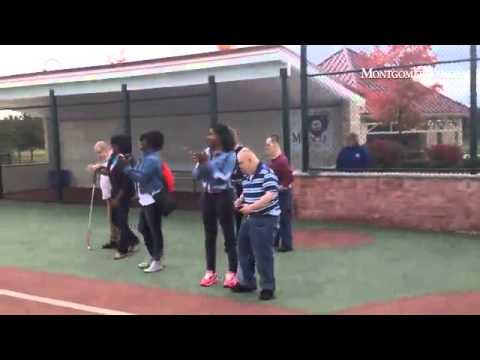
[319,48,469,152]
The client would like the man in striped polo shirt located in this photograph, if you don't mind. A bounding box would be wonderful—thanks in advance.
[232,148,280,301]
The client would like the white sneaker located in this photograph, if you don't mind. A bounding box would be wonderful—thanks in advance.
[138,257,152,269]
[144,260,164,273]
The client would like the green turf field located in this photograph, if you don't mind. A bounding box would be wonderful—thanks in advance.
[1,200,480,314]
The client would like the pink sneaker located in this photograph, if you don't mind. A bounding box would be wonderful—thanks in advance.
[200,271,218,287]
[223,272,239,288]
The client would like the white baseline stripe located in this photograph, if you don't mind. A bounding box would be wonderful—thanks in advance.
[0,289,134,315]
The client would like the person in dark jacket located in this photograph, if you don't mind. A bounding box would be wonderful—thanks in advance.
[336,133,371,171]
[94,135,139,260]
[229,127,244,235]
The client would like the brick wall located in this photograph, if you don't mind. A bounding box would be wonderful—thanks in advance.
[293,174,480,233]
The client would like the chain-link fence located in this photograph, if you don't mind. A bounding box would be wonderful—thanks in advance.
[301,45,479,173]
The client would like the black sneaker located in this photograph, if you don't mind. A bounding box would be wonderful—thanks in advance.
[259,289,275,301]
[102,242,118,249]
[231,284,256,293]
[277,247,293,253]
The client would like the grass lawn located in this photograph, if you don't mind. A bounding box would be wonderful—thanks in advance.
[1,200,480,314]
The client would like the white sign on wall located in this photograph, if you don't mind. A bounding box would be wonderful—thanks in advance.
[289,108,337,170]
[309,110,333,152]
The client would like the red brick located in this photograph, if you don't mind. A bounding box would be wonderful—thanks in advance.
[294,175,480,233]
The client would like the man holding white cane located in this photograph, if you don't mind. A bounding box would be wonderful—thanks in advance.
[87,141,120,249]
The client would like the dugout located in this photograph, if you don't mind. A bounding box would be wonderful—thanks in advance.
[0,45,363,208]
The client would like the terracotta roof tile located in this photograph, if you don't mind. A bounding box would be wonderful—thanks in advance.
[318,47,469,116]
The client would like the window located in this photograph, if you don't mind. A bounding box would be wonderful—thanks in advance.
[0,110,49,165]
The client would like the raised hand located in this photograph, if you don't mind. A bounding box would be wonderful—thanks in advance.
[197,152,208,164]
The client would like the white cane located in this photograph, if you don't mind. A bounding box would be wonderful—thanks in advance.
[85,172,96,250]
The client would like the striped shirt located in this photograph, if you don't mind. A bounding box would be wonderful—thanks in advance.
[242,162,281,216]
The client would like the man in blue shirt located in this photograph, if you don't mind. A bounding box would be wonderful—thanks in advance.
[232,148,280,301]
[336,133,372,171]
[192,124,238,289]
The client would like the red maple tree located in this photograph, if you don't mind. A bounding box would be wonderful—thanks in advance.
[359,45,442,134]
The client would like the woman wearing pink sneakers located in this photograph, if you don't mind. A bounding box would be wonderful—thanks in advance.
[192,124,238,289]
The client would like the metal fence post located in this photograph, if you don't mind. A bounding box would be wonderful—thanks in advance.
[280,68,291,161]
[300,45,309,172]
[470,45,478,174]
[209,75,218,128]
[49,89,63,202]
[0,164,3,199]
[122,84,131,136]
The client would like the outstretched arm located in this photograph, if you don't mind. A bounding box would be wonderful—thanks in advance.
[124,157,160,185]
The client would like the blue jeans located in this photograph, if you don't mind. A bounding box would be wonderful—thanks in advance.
[237,215,279,291]
[274,189,293,250]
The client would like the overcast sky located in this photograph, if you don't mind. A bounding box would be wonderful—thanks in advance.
[0,45,474,107]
